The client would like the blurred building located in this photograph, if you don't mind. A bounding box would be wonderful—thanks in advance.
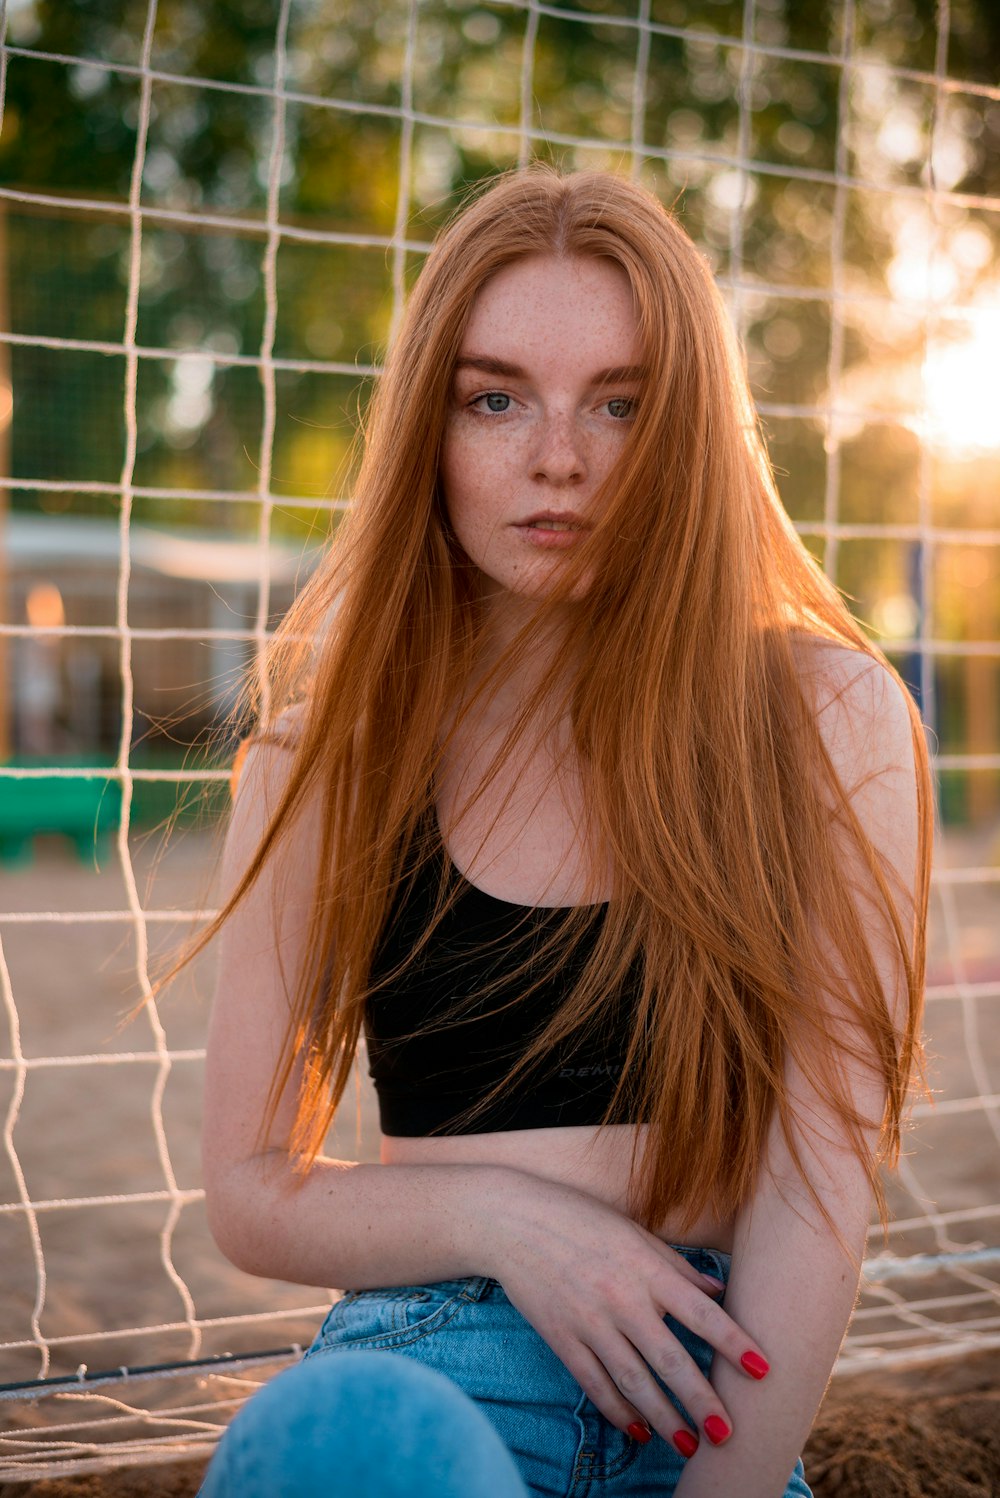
[5,513,320,758]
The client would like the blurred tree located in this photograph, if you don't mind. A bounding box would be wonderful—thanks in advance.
[0,0,997,631]
[1,0,998,806]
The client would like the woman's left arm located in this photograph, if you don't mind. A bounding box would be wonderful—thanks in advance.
[675,649,924,1497]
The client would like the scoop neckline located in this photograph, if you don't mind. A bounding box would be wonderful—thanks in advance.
[432,806,610,913]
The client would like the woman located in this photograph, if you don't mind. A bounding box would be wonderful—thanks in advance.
[194,167,931,1497]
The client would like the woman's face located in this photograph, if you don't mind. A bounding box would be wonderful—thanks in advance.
[441,253,643,612]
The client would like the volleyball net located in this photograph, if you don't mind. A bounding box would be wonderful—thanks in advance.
[1,0,999,1480]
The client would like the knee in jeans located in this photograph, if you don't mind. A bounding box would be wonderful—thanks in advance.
[200,1352,528,1498]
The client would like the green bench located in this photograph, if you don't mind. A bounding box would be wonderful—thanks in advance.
[0,761,122,866]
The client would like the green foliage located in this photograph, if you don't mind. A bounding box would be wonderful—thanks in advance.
[3,0,997,524]
[2,0,999,794]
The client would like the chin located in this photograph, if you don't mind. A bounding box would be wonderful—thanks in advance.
[473,557,595,612]
[508,575,593,608]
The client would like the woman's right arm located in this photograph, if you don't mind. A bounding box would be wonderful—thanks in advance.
[203,735,523,1290]
[203,738,769,1453]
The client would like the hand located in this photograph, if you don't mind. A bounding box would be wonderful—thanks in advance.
[484,1172,770,1456]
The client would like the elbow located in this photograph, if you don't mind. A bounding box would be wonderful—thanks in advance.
[203,1175,261,1276]
[203,1158,289,1279]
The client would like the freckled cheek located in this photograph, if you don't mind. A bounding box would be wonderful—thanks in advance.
[588,426,629,477]
[441,431,521,510]
[439,441,507,555]
[441,427,495,490]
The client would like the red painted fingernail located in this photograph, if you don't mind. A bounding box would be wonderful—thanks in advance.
[673,1429,699,1458]
[704,1414,730,1445]
[741,1350,770,1380]
[627,1420,653,1444]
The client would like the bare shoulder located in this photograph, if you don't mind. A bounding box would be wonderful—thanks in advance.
[223,703,321,904]
[230,703,309,810]
[790,634,918,790]
[788,637,928,927]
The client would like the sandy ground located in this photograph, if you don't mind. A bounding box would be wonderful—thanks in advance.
[1,818,998,1491]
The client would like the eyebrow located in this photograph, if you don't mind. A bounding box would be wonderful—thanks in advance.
[453,355,647,385]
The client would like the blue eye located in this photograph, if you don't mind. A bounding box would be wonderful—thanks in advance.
[478,392,511,413]
[607,397,636,419]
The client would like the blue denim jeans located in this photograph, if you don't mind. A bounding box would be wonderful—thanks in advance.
[200,1245,812,1497]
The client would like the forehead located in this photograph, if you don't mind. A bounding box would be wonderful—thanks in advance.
[459,254,642,368]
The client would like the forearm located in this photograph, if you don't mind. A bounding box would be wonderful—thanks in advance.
[674,1168,868,1498]
[206,1154,526,1290]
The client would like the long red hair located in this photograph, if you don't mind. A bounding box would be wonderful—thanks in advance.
[176,167,932,1233]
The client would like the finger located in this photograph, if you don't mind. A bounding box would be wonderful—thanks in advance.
[562,1342,703,1456]
[645,1238,726,1298]
[597,1328,730,1451]
[655,1282,771,1385]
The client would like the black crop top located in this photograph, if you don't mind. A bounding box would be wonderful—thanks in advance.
[364,820,642,1136]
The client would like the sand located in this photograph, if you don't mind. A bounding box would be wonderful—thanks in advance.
[1,821,998,1492]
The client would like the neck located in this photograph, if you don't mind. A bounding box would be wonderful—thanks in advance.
[470,591,582,722]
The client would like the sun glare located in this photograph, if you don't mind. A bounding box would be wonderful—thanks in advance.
[922,308,1000,456]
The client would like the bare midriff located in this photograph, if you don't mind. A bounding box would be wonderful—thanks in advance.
[381,1124,737,1255]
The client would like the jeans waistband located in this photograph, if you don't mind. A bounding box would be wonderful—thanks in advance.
[443,1243,731,1305]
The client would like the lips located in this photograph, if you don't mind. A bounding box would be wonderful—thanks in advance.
[512,510,592,550]
[516,510,591,530]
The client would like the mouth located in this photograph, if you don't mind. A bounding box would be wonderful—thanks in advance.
[515,511,591,532]
[511,511,592,550]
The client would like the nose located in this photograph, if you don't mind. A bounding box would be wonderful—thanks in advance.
[530,413,586,486]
